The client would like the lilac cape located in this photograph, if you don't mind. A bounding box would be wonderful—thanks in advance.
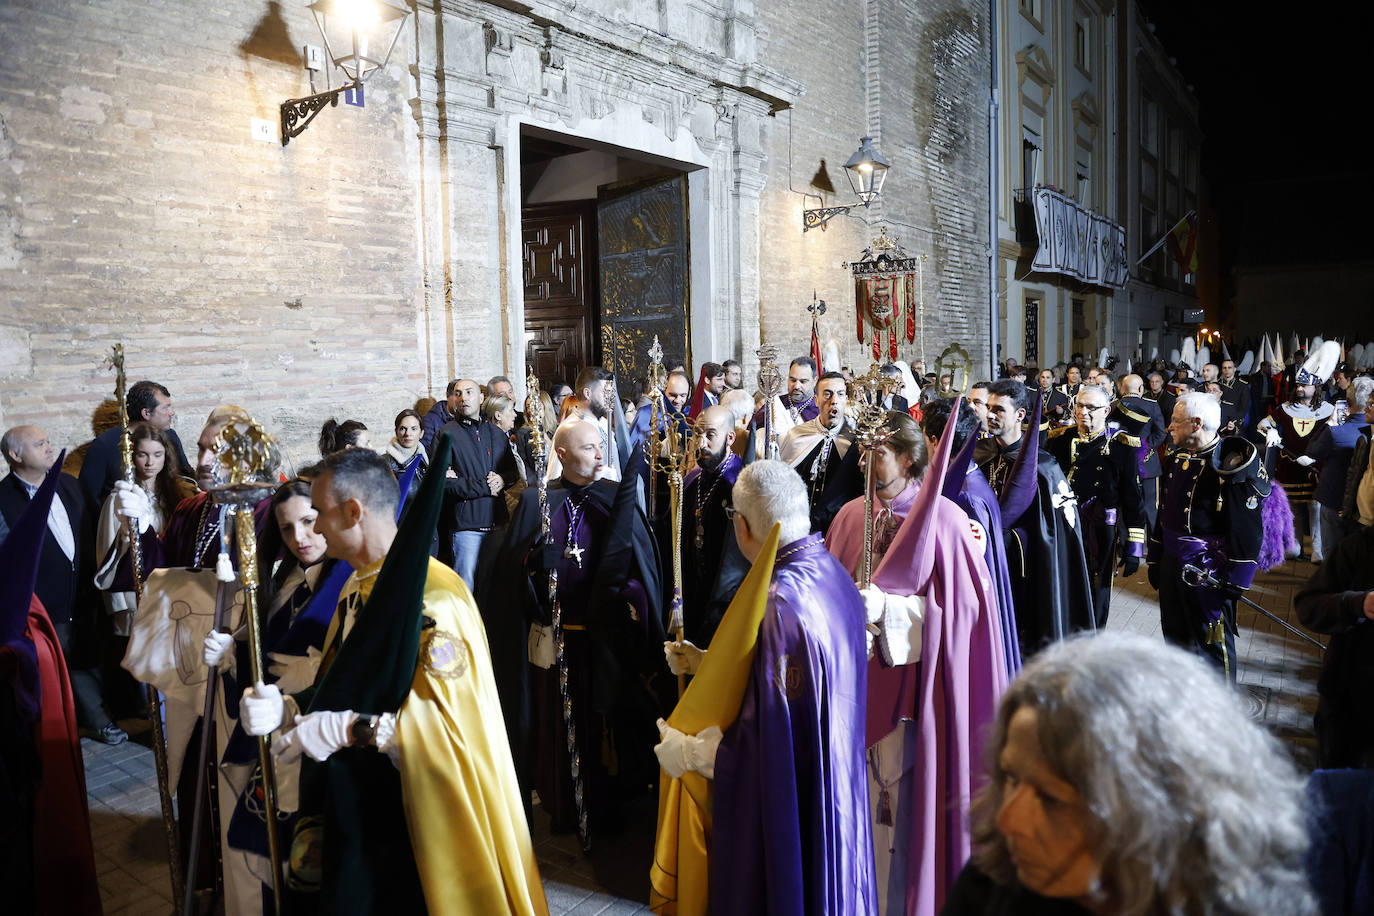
[866,413,1008,916]
[710,534,877,916]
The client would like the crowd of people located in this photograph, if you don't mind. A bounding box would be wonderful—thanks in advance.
[3,335,1373,915]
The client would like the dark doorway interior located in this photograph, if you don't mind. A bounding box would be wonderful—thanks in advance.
[520,128,688,393]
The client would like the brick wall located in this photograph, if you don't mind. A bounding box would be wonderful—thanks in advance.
[753,0,991,377]
[0,0,425,472]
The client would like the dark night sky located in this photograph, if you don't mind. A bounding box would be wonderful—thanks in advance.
[1139,2,1372,270]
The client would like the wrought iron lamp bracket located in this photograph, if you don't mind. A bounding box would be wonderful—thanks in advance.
[280,81,360,146]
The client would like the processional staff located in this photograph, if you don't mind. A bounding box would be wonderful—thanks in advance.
[184,417,286,914]
[108,343,185,914]
[756,344,783,461]
[646,336,690,695]
[527,367,591,853]
[850,362,901,589]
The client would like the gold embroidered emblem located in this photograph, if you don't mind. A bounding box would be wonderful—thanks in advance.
[1293,417,1316,437]
[423,629,469,679]
[774,654,804,700]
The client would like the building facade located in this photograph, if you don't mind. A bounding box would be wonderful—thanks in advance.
[1,0,995,466]
[1114,0,1206,366]
[994,0,1120,371]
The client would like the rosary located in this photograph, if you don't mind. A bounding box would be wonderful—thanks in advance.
[694,472,723,552]
[563,493,589,569]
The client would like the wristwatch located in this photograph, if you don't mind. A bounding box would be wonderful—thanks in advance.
[350,714,377,747]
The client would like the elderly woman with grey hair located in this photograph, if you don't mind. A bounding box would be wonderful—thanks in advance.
[943,631,1316,915]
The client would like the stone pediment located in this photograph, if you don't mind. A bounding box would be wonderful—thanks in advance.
[1015,44,1054,90]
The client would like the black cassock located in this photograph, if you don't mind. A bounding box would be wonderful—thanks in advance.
[477,473,667,833]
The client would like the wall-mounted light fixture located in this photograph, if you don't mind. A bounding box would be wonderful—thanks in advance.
[280,0,411,146]
[802,136,890,232]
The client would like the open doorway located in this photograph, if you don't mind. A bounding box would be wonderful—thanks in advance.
[519,126,693,392]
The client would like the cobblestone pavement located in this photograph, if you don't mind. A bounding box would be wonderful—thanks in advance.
[81,559,1324,914]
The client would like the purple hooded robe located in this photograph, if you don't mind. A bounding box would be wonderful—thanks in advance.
[709,533,878,916]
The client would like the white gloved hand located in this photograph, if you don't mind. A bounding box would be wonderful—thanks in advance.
[1296,455,1316,467]
[860,585,887,624]
[1264,427,1282,450]
[267,647,323,696]
[202,630,234,668]
[663,640,705,677]
[876,594,926,667]
[271,711,359,764]
[375,712,400,769]
[240,682,285,736]
[113,480,154,533]
[654,718,724,780]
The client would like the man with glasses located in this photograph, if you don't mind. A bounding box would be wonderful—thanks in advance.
[1046,386,1146,627]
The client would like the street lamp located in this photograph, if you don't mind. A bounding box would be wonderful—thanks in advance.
[803,136,891,232]
[280,0,411,146]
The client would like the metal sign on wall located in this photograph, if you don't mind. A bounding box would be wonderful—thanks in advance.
[1030,188,1128,290]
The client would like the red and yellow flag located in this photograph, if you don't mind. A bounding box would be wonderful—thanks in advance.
[1166,211,1198,275]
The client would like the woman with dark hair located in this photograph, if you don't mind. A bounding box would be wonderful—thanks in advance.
[202,477,336,912]
[94,422,195,714]
[945,632,1316,915]
[385,408,428,504]
[318,417,369,456]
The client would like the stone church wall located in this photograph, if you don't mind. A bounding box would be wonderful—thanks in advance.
[0,0,991,469]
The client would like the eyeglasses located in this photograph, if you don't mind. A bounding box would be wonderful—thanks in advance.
[1075,404,1108,413]
[724,506,742,521]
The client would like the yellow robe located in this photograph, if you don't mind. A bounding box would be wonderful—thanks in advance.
[335,557,548,915]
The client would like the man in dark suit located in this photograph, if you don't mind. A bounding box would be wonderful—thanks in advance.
[878,363,910,413]
[1,425,126,743]
[1110,374,1170,532]
[78,379,189,506]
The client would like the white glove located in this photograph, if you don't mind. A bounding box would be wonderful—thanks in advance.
[375,712,400,768]
[860,585,886,624]
[860,585,887,659]
[875,594,926,667]
[271,710,359,764]
[240,682,285,736]
[654,718,724,780]
[1296,455,1316,467]
[663,640,705,677]
[202,630,234,668]
[113,480,154,533]
[267,647,323,696]
[1264,427,1282,450]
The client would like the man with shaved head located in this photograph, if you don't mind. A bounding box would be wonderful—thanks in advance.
[678,406,747,646]
[1046,385,1146,627]
[1109,374,1169,531]
[483,418,663,844]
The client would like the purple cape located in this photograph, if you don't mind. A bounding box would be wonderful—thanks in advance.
[949,465,1022,678]
[710,534,877,915]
